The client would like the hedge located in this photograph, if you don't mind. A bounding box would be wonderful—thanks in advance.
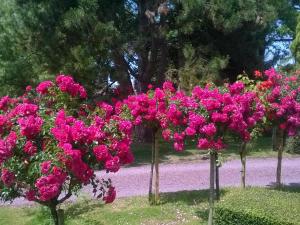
[214,187,300,225]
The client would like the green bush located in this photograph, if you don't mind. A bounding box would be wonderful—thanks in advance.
[286,136,300,154]
[215,188,300,225]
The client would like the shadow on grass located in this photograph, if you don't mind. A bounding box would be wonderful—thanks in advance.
[267,183,300,193]
[160,189,210,205]
[24,199,105,225]
[64,199,104,218]
[160,189,227,222]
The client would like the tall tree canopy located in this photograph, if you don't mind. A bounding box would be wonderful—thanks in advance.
[0,0,298,96]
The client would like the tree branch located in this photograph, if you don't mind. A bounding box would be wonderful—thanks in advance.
[57,179,76,204]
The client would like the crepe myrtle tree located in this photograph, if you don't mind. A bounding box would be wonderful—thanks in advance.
[231,73,266,188]
[162,81,264,225]
[123,81,188,204]
[255,68,300,187]
[0,75,134,225]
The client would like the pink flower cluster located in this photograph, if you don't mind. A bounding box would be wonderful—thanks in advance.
[257,68,300,136]
[56,75,87,98]
[1,168,15,187]
[185,83,264,150]
[35,166,67,201]
[0,132,17,165]
[124,80,265,152]
[124,81,189,151]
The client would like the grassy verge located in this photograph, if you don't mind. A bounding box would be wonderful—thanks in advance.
[131,136,299,166]
[1,187,299,225]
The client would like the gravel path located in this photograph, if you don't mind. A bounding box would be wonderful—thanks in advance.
[3,157,300,206]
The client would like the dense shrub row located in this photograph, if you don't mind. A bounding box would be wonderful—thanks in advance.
[215,188,300,225]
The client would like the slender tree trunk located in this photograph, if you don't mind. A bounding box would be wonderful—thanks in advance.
[240,142,247,188]
[215,152,220,201]
[208,150,216,225]
[272,126,277,151]
[148,130,155,203]
[154,131,160,204]
[57,209,64,225]
[49,204,64,225]
[50,204,59,225]
[276,128,284,187]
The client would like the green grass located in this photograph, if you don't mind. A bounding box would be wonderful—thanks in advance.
[1,187,299,225]
[131,136,299,166]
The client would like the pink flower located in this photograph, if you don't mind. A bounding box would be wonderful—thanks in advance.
[201,123,216,137]
[185,127,196,136]
[0,132,17,164]
[174,142,184,151]
[14,103,38,116]
[93,145,110,162]
[105,156,120,173]
[18,116,43,139]
[1,169,15,187]
[0,96,10,111]
[62,146,94,184]
[103,186,116,203]
[40,161,52,174]
[25,190,36,201]
[55,74,87,98]
[163,81,176,92]
[118,120,133,135]
[197,138,211,149]
[97,102,114,117]
[36,81,54,94]
[162,129,171,141]
[24,141,37,155]
[229,81,245,95]
[211,112,228,123]
[26,86,32,92]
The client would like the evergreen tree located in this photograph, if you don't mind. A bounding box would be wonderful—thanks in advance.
[0,0,298,96]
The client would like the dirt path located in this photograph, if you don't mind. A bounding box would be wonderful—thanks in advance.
[3,157,300,206]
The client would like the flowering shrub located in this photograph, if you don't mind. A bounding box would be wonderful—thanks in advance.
[256,68,300,136]
[0,75,134,224]
[153,82,265,151]
[124,81,188,150]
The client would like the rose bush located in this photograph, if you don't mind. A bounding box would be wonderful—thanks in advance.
[0,75,134,225]
[255,68,300,186]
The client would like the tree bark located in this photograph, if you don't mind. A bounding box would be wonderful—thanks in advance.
[50,204,59,225]
[154,130,160,204]
[240,142,247,188]
[276,128,284,187]
[272,126,277,151]
[215,152,220,201]
[208,150,216,225]
[148,129,155,203]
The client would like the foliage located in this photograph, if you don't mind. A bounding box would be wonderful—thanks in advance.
[286,135,300,153]
[0,0,299,95]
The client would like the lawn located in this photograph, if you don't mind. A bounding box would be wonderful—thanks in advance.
[131,136,299,166]
[1,187,299,225]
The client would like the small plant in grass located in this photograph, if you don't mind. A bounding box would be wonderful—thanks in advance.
[0,75,134,225]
